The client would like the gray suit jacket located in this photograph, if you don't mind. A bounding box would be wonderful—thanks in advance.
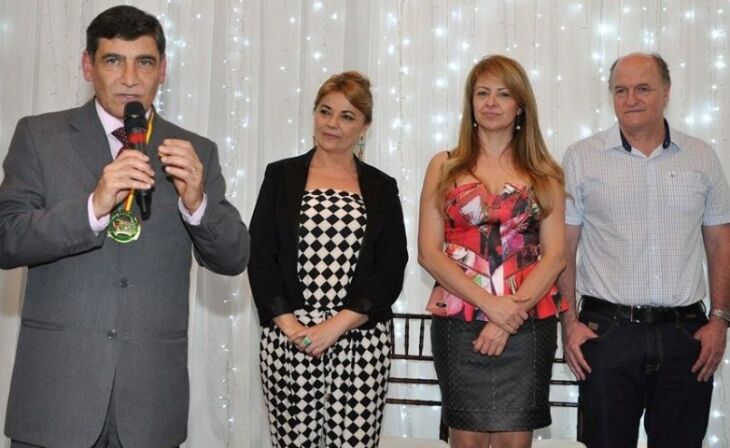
[0,100,249,448]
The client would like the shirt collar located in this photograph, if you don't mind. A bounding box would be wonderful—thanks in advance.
[618,119,672,152]
[94,100,124,137]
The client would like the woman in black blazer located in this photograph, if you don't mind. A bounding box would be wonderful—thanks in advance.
[248,71,408,448]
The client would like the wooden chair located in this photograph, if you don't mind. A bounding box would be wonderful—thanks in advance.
[380,313,585,448]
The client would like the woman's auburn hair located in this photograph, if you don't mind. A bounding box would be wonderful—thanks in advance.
[436,55,564,216]
[313,71,373,124]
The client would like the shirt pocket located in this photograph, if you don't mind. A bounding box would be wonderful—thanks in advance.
[664,170,707,216]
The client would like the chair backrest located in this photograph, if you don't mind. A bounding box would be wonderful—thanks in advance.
[386,313,581,440]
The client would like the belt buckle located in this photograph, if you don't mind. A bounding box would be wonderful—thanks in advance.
[629,306,642,323]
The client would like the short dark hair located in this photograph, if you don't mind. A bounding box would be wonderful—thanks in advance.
[85,5,165,58]
[608,53,671,89]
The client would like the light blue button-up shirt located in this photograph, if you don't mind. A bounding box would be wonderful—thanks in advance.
[564,122,730,307]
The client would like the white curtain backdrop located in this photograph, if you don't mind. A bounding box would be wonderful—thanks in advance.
[1,1,729,447]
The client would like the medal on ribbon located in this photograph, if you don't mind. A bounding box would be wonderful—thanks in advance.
[107,104,154,244]
[108,207,141,243]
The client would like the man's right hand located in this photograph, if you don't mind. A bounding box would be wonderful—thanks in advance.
[92,150,155,218]
[561,315,598,380]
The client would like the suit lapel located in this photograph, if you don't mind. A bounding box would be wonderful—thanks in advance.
[143,112,169,207]
[146,111,164,157]
[67,100,113,179]
[356,158,383,250]
[282,150,313,237]
[147,112,169,180]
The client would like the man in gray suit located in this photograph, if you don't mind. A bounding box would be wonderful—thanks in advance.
[0,5,249,448]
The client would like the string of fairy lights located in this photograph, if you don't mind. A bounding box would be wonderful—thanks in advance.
[151,0,728,444]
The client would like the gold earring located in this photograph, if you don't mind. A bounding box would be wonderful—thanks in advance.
[356,136,365,158]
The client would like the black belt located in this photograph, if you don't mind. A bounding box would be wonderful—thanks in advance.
[581,296,705,324]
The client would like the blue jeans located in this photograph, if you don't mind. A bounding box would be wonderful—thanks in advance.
[578,307,713,448]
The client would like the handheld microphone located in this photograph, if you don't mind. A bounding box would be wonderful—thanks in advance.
[123,101,151,220]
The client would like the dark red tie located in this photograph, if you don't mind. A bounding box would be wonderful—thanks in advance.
[112,127,128,149]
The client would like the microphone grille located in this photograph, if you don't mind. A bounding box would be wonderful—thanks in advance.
[124,101,147,133]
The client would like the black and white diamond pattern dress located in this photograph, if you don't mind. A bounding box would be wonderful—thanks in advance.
[260,189,392,448]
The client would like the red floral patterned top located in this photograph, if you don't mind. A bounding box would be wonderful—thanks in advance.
[426,182,567,321]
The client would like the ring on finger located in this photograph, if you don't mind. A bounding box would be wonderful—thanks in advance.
[300,336,312,347]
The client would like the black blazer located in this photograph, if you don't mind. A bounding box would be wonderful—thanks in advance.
[248,149,408,329]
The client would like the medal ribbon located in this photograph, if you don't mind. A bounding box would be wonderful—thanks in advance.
[121,110,155,212]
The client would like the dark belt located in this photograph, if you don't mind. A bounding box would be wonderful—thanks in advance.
[581,295,705,324]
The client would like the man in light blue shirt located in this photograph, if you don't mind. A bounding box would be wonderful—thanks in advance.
[559,53,730,448]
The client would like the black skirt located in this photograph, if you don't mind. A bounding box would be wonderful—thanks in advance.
[431,316,557,432]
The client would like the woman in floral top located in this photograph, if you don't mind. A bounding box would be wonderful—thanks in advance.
[418,55,567,448]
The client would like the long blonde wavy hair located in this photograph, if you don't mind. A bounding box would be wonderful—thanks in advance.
[437,55,564,215]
